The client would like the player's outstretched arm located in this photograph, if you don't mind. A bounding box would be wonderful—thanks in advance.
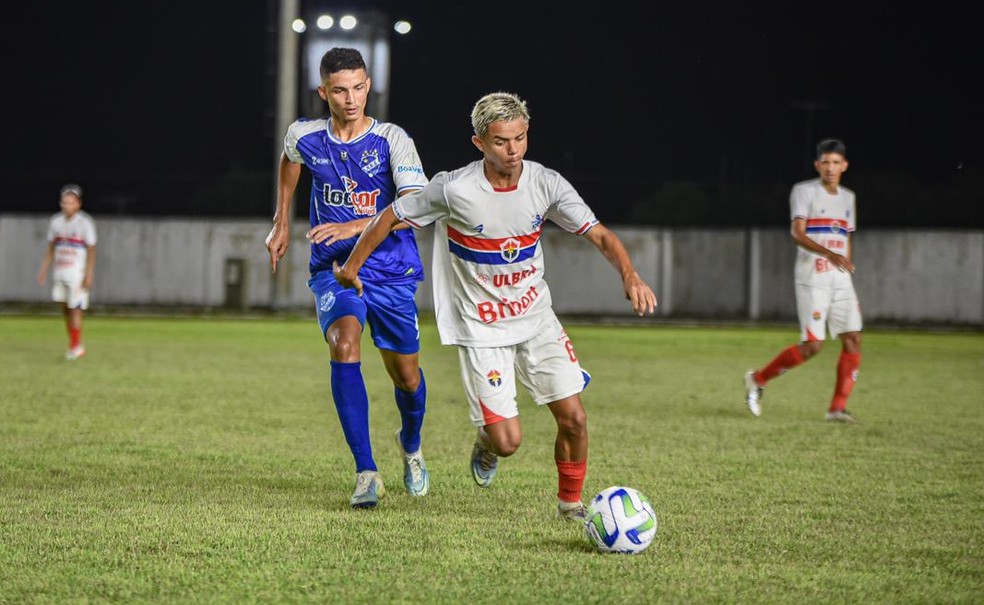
[333,205,403,296]
[265,154,302,273]
[583,223,658,316]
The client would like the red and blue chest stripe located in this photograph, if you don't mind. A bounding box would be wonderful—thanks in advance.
[447,224,541,265]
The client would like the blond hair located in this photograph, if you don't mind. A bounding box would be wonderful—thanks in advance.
[470,92,530,137]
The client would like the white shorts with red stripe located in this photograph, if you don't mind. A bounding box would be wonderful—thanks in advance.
[457,313,585,427]
[795,281,863,341]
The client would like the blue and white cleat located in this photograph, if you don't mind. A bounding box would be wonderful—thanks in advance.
[394,428,430,496]
[350,470,385,509]
[470,434,499,488]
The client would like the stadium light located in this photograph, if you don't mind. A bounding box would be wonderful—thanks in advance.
[316,15,333,30]
[291,18,306,33]
[394,20,411,35]
[339,15,357,30]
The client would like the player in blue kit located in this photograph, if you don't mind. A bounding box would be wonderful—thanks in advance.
[265,47,429,508]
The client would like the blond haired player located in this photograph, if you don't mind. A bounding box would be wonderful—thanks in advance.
[37,184,97,360]
[334,92,657,520]
[744,138,862,422]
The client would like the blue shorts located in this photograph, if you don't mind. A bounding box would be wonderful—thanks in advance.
[308,270,421,355]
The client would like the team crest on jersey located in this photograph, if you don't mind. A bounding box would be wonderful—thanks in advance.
[320,291,336,313]
[500,238,521,262]
[829,220,843,233]
[812,310,822,321]
[486,370,502,387]
[360,148,381,176]
[531,214,543,230]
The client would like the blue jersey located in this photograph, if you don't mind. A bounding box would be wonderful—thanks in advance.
[284,117,428,284]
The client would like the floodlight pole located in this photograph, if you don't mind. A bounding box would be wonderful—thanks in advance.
[791,100,829,175]
[271,0,300,310]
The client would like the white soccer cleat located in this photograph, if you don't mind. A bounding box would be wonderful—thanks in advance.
[825,409,857,423]
[65,345,86,361]
[744,370,762,417]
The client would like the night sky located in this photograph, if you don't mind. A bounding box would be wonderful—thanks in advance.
[2,2,980,226]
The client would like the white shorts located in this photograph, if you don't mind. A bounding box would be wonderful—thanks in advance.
[52,280,90,310]
[795,282,862,341]
[457,315,586,427]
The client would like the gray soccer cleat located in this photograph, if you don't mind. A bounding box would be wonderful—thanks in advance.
[470,435,498,488]
[556,501,588,522]
[350,470,386,509]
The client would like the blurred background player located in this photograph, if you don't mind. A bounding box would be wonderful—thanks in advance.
[36,183,97,360]
[744,138,862,422]
[334,91,658,520]
[264,47,430,508]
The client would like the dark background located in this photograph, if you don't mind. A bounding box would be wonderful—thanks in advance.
[2,1,980,227]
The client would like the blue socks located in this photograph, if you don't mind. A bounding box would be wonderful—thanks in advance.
[330,362,428,469]
[395,370,427,454]
[330,361,376,472]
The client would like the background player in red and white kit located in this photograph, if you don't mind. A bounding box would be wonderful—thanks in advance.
[744,138,862,422]
[265,48,430,508]
[334,92,657,520]
[36,183,97,361]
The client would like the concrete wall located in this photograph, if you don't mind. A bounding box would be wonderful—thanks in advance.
[2,214,981,325]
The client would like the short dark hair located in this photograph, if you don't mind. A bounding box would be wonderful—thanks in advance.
[319,47,367,81]
[816,138,847,159]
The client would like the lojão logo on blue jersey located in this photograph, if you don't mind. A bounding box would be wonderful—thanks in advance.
[322,178,380,216]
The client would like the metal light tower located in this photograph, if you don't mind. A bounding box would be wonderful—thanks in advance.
[270,1,412,310]
[296,9,393,120]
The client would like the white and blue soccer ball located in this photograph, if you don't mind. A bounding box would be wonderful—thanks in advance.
[584,485,658,554]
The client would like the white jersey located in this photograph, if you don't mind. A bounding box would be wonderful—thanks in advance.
[393,160,598,347]
[790,178,855,288]
[47,210,97,282]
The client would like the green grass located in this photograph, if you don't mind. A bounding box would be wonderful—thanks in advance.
[1,315,982,604]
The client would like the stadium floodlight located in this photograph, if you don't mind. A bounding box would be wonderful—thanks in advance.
[316,15,334,30]
[339,15,357,30]
[393,20,411,35]
[291,18,306,33]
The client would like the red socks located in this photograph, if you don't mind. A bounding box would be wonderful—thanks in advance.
[556,459,587,503]
[755,344,805,384]
[830,351,861,412]
[69,328,81,348]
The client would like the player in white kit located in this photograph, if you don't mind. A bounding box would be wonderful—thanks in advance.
[334,92,657,520]
[744,139,862,422]
[36,184,97,360]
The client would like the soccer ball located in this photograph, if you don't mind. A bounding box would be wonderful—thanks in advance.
[584,485,658,554]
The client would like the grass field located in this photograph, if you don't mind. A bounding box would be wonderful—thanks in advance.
[1,314,982,604]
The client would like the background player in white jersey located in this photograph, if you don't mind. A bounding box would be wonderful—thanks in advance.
[264,48,430,508]
[334,92,657,520]
[36,183,97,361]
[744,138,862,422]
